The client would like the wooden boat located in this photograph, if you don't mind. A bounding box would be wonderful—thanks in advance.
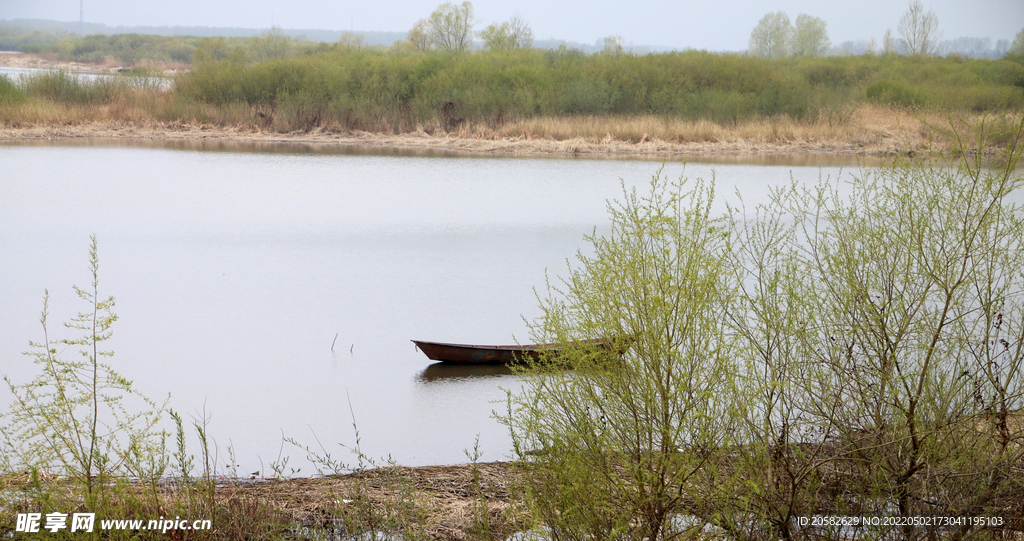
[411,338,623,365]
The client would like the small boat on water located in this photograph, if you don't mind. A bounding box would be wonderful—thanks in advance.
[411,338,623,365]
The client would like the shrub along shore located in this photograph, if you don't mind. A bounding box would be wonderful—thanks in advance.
[1,50,1023,156]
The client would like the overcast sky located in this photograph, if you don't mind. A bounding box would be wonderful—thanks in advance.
[2,0,1022,51]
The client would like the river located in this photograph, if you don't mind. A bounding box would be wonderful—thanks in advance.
[0,139,873,475]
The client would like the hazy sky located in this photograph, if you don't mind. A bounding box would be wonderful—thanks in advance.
[2,0,1022,51]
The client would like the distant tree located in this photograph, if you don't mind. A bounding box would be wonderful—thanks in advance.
[407,19,432,51]
[882,28,898,54]
[1011,28,1024,55]
[749,11,791,58]
[426,1,476,52]
[601,35,625,56]
[249,26,291,62]
[791,14,831,56]
[227,46,249,64]
[864,37,878,55]
[338,32,365,50]
[994,38,1010,56]
[480,14,533,51]
[898,0,941,55]
[936,37,995,58]
[192,36,228,64]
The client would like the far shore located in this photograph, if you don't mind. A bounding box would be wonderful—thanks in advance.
[0,120,921,161]
[0,52,996,160]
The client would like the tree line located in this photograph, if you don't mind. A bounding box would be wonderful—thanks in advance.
[750,0,1024,58]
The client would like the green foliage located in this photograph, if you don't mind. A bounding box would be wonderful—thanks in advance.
[0,23,74,52]
[425,1,476,52]
[749,11,792,58]
[507,118,1024,539]
[1011,28,1024,55]
[11,33,1022,130]
[249,26,293,63]
[0,74,26,104]
[480,15,533,51]
[19,69,136,104]
[866,79,926,107]
[506,171,740,540]
[791,14,831,57]
[786,118,1024,528]
[40,33,202,65]
[167,48,1023,131]
[192,36,229,64]
[1,236,170,510]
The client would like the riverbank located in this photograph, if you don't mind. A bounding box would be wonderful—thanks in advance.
[1,462,525,540]
[2,52,1019,159]
[0,50,187,75]
[0,113,936,159]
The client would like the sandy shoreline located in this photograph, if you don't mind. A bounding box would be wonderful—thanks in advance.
[0,120,904,162]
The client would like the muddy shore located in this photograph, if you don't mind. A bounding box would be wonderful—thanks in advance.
[1,462,524,541]
[0,119,922,162]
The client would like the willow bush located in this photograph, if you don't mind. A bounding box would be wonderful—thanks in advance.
[0,237,171,512]
[786,118,1024,539]
[505,172,741,541]
[507,118,1024,541]
[168,48,1024,133]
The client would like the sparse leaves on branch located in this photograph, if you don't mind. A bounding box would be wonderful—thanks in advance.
[480,14,533,51]
[898,0,941,55]
[507,171,740,539]
[508,118,1024,539]
[1010,28,1024,55]
[250,26,291,62]
[0,236,170,509]
[427,1,476,52]
[749,11,831,57]
[791,14,831,57]
[749,11,791,58]
[601,35,625,56]
[883,28,898,54]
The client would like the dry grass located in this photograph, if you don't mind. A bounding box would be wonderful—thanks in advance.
[477,106,939,151]
[2,93,1018,159]
[0,462,527,541]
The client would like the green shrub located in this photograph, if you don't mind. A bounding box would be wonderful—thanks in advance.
[0,74,25,104]
[507,119,1024,540]
[22,70,94,103]
[152,46,1024,127]
[865,79,927,107]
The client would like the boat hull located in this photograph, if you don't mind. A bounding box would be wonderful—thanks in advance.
[411,338,623,365]
[411,340,546,365]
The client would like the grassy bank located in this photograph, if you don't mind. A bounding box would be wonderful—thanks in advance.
[1,462,524,540]
[1,49,1023,155]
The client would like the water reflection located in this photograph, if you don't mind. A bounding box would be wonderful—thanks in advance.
[416,363,514,382]
[0,136,489,159]
[1,66,173,90]
[0,136,884,166]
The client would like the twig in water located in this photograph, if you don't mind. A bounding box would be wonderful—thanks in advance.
[331,333,339,351]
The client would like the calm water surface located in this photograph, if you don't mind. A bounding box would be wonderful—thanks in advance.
[0,65,174,89]
[0,141,868,474]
